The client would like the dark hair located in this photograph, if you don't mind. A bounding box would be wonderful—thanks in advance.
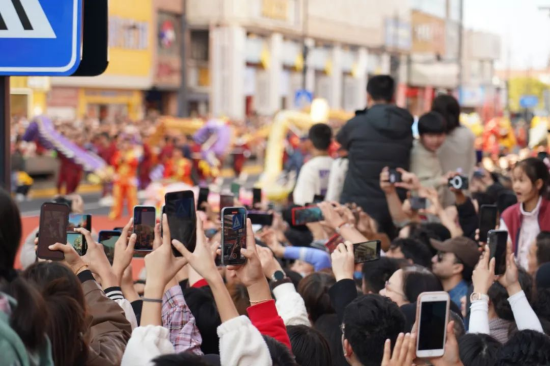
[262,335,299,366]
[152,352,212,366]
[459,333,500,366]
[431,94,461,134]
[308,123,332,151]
[23,262,89,366]
[343,294,405,366]
[184,286,221,355]
[536,232,550,267]
[418,111,447,135]
[488,267,533,321]
[496,191,518,215]
[297,272,336,323]
[362,257,402,294]
[452,254,475,283]
[366,75,395,103]
[407,223,451,256]
[402,265,443,303]
[228,283,250,316]
[497,330,550,366]
[533,288,550,322]
[314,314,348,366]
[0,189,48,352]
[472,192,495,207]
[287,325,332,366]
[390,238,433,269]
[450,310,466,339]
[515,158,550,198]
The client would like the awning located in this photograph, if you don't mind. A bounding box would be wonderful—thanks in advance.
[410,62,459,89]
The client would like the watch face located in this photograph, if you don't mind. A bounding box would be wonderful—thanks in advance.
[273,270,285,281]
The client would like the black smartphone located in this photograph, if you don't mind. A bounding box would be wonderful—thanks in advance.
[67,231,87,256]
[68,214,92,231]
[220,194,234,212]
[231,182,241,199]
[410,196,427,211]
[353,240,381,263]
[248,211,274,226]
[197,187,210,211]
[99,230,121,264]
[221,207,247,265]
[252,188,262,208]
[479,205,498,243]
[313,194,325,204]
[113,227,124,232]
[165,191,197,254]
[292,206,324,225]
[37,202,70,260]
[488,230,508,275]
[388,169,402,184]
[133,206,156,252]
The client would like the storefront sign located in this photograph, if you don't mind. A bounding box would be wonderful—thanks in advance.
[385,19,412,51]
[411,10,445,55]
[262,0,288,20]
[109,16,149,50]
[158,12,180,55]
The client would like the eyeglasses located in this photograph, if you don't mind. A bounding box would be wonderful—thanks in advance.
[385,280,406,298]
[436,252,446,262]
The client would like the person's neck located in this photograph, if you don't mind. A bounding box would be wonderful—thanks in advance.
[369,100,389,108]
[523,195,540,213]
[441,275,463,292]
[488,305,498,320]
[311,149,329,158]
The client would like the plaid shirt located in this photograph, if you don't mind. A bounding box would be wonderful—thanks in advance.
[162,285,203,354]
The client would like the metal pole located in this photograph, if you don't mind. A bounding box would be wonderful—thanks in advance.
[457,0,463,95]
[177,0,189,117]
[0,76,10,191]
[301,0,308,90]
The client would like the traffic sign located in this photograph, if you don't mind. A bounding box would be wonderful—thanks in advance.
[520,95,539,109]
[0,0,82,76]
[295,89,313,108]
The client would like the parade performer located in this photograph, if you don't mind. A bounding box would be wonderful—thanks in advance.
[483,116,517,157]
[109,136,140,220]
[193,118,231,184]
[163,148,194,186]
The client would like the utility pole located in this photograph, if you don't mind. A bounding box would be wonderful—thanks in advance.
[178,0,189,117]
[301,0,309,90]
[457,0,464,96]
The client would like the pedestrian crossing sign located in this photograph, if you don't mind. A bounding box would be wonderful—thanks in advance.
[232,214,243,231]
[0,0,82,75]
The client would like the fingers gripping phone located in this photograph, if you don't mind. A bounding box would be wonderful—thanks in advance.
[488,230,508,275]
[37,202,70,260]
[99,230,121,264]
[353,240,381,263]
[221,207,247,266]
[165,191,197,255]
[67,232,87,256]
[133,206,156,252]
[292,206,324,225]
[416,292,450,358]
[479,205,498,243]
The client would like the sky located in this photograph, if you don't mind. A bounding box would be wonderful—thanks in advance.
[464,0,550,70]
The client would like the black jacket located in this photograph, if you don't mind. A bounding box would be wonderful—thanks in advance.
[337,104,413,235]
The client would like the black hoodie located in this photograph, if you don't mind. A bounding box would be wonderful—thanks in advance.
[337,104,413,236]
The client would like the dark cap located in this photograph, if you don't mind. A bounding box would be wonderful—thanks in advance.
[431,237,480,268]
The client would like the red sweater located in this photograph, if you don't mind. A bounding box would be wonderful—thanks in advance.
[247,300,292,350]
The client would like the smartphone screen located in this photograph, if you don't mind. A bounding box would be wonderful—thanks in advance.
[221,207,247,265]
[353,240,381,263]
[248,211,273,226]
[220,194,234,212]
[165,191,197,254]
[252,188,262,208]
[410,197,427,211]
[68,214,92,231]
[479,205,498,243]
[418,300,448,352]
[292,206,324,225]
[67,232,86,256]
[197,187,209,211]
[37,203,70,260]
[99,230,121,264]
[488,230,508,275]
[231,182,240,199]
[133,206,156,251]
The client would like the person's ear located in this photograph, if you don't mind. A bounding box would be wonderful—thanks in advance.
[452,262,464,276]
[535,178,543,192]
[343,338,353,359]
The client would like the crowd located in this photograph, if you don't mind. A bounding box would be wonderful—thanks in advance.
[1,74,550,366]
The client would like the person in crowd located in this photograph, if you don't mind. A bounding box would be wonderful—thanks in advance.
[386,238,433,269]
[533,262,550,323]
[293,123,334,206]
[500,157,550,269]
[496,330,550,365]
[431,236,480,308]
[432,94,476,207]
[337,75,414,237]
[361,257,403,294]
[110,135,140,220]
[458,333,501,366]
[287,325,332,366]
[297,273,336,324]
[527,231,550,275]
[325,147,349,202]
[379,264,443,307]
[11,136,33,202]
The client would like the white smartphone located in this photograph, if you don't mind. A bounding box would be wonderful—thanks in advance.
[416,291,450,358]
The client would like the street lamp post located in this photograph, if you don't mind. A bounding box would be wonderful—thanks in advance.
[301,0,309,90]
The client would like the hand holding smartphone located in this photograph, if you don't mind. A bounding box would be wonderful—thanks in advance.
[37,202,70,260]
[353,240,381,263]
[99,230,122,264]
[252,188,262,209]
[221,207,247,265]
[416,292,450,358]
[292,206,324,225]
[67,232,86,256]
[133,206,156,252]
[488,230,508,275]
[197,187,210,211]
[165,191,197,255]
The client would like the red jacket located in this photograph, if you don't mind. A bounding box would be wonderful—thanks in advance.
[501,198,550,254]
[247,300,292,350]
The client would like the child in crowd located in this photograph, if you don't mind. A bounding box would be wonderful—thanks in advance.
[293,123,334,206]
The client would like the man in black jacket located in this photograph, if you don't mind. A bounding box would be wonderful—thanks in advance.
[337,75,413,238]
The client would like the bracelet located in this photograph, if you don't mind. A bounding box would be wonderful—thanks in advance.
[142,298,163,303]
[335,223,353,234]
[74,264,89,275]
[250,299,271,305]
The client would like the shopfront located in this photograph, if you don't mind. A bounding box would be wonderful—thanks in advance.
[244,34,271,116]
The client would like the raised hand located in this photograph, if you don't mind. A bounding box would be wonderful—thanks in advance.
[381,332,416,366]
[112,218,136,282]
[48,242,86,274]
[77,227,118,288]
[472,245,495,295]
[331,242,355,282]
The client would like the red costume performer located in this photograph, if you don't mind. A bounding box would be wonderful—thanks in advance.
[109,141,139,220]
[138,142,153,190]
[57,153,83,195]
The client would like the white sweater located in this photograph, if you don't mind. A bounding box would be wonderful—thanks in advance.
[217,316,272,366]
[273,282,311,326]
[121,326,175,366]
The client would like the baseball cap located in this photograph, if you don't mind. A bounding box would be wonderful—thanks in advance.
[431,237,480,268]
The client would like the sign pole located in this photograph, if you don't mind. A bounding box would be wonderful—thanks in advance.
[0,76,10,191]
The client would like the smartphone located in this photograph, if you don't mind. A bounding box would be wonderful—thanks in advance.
[165,191,197,254]
[388,169,402,184]
[313,194,325,204]
[68,214,92,231]
[197,187,210,211]
[113,227,124,232]
[252,188,262,208]
[325,234,343,254]
[99,230,121,264]
[221,207,247,265]
[479,205,498,243]
[292,206,324,225]
[410,196,427,211]
[67,232,87,256]
[248,211,274,226]
[416,291,450,358]
[133,206,156,252]
[220,194,234,212]
[231,182,241,199]
[353,240,381,263]
[488,230,508,275]
[37,202,71,260]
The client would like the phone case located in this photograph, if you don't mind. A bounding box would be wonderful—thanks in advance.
[36,203,70,260]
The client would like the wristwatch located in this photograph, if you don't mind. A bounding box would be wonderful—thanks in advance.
[470,292,489,303]
[271,270,286,282]
[335,223,353,234]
